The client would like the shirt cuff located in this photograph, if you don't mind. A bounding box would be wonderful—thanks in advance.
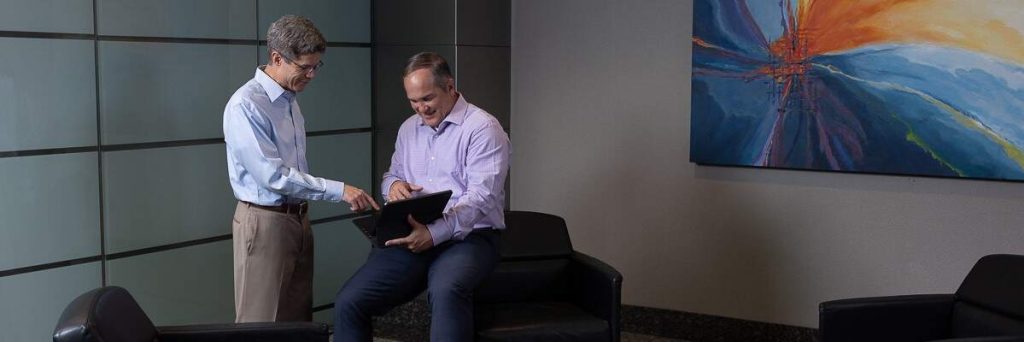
[426,219,454,246]
[323,179,345,202]
[381,178,400,200]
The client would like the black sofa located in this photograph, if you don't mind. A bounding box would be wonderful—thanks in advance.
[819,254,1024,342]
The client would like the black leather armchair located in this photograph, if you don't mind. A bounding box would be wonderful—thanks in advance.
[820,254,1024,342]
[473,211,623,342]
[53,286,330,342]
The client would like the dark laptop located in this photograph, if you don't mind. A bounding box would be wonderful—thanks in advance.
[353,190,453,248]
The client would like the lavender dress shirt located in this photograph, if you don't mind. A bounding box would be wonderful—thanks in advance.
[382,95,511,244]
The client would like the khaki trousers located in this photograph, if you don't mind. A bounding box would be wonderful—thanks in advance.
[232,201,313,322]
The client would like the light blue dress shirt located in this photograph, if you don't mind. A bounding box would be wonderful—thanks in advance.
[382,95,511,244]
[224,67,344,206]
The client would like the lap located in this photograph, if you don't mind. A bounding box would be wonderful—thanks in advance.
[337,230,501,309]
[337,247,429,308]
[428,230,501,289]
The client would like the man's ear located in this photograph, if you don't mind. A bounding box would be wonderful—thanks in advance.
[269,51,283,66]
[445,77,456,94]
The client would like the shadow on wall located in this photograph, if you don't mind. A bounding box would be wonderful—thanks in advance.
[694,163,1024,201]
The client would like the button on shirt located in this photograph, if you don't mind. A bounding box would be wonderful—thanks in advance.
[382,95,511,244]
[224,67,344,206]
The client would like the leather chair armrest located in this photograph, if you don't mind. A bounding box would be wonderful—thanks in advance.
[157,322,330,342]
[931,337,1024,342]
[820,294,956,342]
[53,288,102,342]
[568,251,623,342]
[53,286,158,342]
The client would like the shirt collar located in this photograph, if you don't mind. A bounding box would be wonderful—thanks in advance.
[423,93,468,128]
[255,66,293,103]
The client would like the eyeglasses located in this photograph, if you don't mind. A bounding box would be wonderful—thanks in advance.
[281,54,324,75]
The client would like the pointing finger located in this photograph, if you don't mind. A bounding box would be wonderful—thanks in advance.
[385,238,408,247]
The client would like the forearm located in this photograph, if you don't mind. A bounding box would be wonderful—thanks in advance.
[427,194,494,244]
[261,166,345,202]
[427,170,507,243]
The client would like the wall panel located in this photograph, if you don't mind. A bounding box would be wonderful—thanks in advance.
[0,153,100,270]
[0,38,96,151]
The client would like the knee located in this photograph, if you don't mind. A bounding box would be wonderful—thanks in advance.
[428,280,472,305]
[334,287,365,315]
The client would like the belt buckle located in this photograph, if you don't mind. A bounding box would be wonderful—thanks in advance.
[291,201,308,215]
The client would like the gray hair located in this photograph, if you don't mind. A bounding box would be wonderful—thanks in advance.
[403,52,454,89]
[266,15,326,61]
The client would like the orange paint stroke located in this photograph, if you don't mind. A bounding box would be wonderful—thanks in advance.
[780,0,1024,64]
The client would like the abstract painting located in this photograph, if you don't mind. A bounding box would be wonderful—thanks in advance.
[691,0,1024,181]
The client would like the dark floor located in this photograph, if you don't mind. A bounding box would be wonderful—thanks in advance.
[369,332,688,341]
[359,320,689,341]
[358,297,695,341]
[365,319,690,341]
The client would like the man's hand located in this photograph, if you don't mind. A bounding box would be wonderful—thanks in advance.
[387,180,423,202]
[343,184,380,212]
[385,215,435,253]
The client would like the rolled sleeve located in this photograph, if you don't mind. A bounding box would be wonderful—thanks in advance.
[323,179,345,202]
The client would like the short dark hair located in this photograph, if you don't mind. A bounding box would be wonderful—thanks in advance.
[403,52,453,89]
[266,15,326,61]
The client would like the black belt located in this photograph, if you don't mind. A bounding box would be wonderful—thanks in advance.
[244,201,308,216]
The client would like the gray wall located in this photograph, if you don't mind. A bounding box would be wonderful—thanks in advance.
[511,0,1024,328]
[373,0,511,190]
[0,1,372,340]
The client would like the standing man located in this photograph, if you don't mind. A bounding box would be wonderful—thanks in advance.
[224,15,378,323]
[334,52,511,341]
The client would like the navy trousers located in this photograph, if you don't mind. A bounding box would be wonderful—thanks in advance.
[333,229,501,342]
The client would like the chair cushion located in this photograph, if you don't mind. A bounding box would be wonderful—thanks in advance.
[952,302,1024,338]
[475,301,609,341]
[475,259,570,303]
[957,254,1024,319]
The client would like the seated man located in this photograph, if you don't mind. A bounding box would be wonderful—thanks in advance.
[333,52,511,341]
